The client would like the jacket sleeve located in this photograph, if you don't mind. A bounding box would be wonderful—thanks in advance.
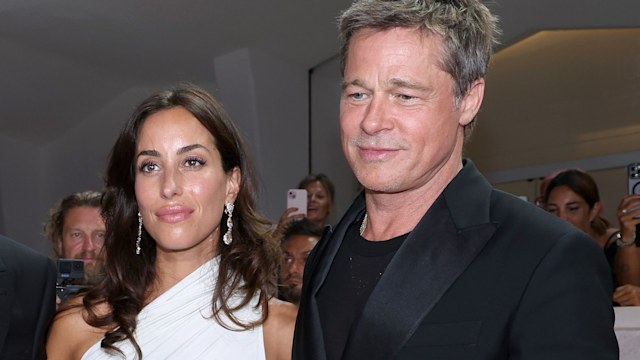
[31,257,57,360]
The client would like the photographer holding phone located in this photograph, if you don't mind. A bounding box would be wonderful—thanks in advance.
[545,169,640,305]
[613,193,640,305]
[275,174,335,237]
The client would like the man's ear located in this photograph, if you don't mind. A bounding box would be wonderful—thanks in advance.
[56,238,64,258]
[458,79,485,127]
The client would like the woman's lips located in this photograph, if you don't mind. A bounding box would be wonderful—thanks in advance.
[155,205,194,223]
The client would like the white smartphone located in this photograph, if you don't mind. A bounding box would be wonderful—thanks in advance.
[287,189,308,216]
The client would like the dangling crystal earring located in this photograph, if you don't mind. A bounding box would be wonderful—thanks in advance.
[223,203,234,245]
[136,212,142,255]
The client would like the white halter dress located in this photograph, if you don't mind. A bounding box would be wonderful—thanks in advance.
[81,257,265,359]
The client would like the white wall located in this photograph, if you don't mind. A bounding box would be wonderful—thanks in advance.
[0,48,309,255]
[214,47,309,222]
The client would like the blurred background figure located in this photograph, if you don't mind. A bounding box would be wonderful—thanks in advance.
[533,171,559,208]
[298,174,335,228]
[43,191,105,306]
[0,234,56,360]
[43,190,105,280]
[613,192,640,305]
[278,219,323,305]
[545,169,640,304]
[276,174,335,238]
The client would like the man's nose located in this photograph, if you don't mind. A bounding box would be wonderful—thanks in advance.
[292,258,305,274]
[558,210,569,221]
[83,235,96,251]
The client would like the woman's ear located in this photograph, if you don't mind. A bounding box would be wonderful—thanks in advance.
[589,201,602,222]
[226,167,241,204]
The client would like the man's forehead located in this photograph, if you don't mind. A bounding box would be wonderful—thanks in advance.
[283,234,320,247]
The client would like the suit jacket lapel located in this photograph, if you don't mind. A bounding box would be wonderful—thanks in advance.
[342,160,498,359]
[294,193,366,360]
[308,193,365,295]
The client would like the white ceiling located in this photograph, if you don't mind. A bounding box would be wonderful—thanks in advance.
[1,0,640,147]
[0,0,352,144]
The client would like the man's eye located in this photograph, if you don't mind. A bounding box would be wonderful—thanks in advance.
[350,92,366,100]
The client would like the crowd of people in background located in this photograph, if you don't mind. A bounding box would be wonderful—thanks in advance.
[542,169,640,306]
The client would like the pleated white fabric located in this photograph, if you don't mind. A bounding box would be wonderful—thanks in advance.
[82,257,265,359]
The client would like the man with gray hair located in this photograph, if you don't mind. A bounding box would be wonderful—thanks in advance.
[293,0,618,359]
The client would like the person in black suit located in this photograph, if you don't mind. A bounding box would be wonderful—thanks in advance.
[292,0,619,359]
[0,235,56,360]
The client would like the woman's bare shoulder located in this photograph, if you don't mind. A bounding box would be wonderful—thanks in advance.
[267,298,298,328]
[263,298,298,360]
[47,296,111,360]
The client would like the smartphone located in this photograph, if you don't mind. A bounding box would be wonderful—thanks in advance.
[629,162,640,195]
[628,164,640,236]
[287,189,308,216]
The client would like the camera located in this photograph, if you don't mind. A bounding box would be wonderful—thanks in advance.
[56,259,88,303]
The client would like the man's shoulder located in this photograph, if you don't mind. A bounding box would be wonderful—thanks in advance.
[488,188,597,252]
[0,235,51,267]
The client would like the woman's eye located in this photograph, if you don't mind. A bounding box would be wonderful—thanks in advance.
[185,157,205,168]
[139,162,158,173]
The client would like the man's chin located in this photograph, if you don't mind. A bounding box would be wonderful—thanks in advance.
[280,286,302,304]
[83,263,104,285]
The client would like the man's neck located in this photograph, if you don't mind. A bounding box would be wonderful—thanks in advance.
[361,157,463,241]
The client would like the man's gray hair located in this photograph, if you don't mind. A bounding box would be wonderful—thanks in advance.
[339,0,500,136]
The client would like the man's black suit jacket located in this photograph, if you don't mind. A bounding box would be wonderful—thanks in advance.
[0,235,56,360]
[293,160,618,359]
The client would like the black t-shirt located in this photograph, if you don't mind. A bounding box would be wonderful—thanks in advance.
[317,219,407,360]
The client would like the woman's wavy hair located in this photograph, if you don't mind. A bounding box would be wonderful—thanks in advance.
[77,83,280,357]
[338,0,500,139]
[544,169,610,236]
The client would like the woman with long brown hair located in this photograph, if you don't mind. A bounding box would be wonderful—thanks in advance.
[47,84,295,359]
